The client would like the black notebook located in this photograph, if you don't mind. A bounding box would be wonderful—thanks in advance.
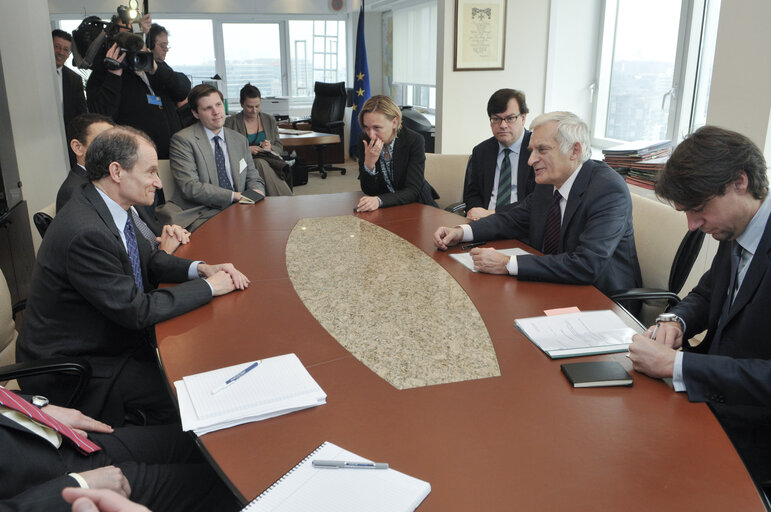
[239,189,265,204]
[561,361,633,388]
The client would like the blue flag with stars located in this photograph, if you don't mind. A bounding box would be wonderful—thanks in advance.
[350,3,371,158]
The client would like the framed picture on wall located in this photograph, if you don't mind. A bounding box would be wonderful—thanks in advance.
[454,0,507,71]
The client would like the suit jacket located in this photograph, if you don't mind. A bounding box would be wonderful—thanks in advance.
[166,123,266,229]
[673,213,771,408]
[464,132,536,212]
[224,110,284,156]
[357,126,428,207]
[61,65,87,131]
[148,60,191,138]
[470,159,642,297]
[17,184,212,415]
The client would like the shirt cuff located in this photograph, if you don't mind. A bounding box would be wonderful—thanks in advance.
[363,163,377,175]
[68,473,89,488]
[460,224,473,242]
[672,351,686,392]
[188,261,203,280]
[506,256,519,275]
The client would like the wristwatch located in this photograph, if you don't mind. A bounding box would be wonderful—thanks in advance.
[31,395,49,408]
[656,313,685,332]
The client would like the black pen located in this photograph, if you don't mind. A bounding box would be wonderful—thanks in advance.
[461,242,486,251]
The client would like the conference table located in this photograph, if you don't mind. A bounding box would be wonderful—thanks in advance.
[156,192,764,510]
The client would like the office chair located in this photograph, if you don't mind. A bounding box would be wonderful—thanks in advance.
[443,156,474,215]
[0,267,91,406]
[610,229,706,323]
[32,202,56,238]
[292,81,347,179]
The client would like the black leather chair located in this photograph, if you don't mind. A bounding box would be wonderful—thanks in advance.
[292,81,347,179]
[610,229,706,321]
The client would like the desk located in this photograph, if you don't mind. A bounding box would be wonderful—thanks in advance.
[279,130,343,179]
[157,192,764,510]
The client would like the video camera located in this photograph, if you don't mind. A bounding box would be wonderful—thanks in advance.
[72,5,154,72]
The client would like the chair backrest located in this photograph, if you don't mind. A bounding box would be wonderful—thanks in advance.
[0,268,18,388]
[669,229,706,294]
[157,159,176,204]
[33,202,56,238]
[424,154,471,210]
[311,82,347,128]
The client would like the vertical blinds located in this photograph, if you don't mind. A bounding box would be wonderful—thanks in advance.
[393,1,437,85]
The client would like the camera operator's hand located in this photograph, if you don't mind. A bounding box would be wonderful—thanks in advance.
[139,14,152,34]
[105,43,125,76]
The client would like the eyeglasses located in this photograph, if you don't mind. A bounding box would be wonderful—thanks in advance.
[158,44,170,51]
[490,114,522,126]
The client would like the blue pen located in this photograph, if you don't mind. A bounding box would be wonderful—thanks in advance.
[210,361,261,395]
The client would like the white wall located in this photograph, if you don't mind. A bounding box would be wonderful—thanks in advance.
[435,0,550,154]
[0,0,70,251]
[705,0,771,159]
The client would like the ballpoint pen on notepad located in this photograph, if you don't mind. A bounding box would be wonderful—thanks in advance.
[211,361,261,395]
[312,460,389,469]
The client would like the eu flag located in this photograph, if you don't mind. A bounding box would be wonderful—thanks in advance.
[350,3,371,158]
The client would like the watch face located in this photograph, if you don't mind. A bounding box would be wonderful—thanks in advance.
[32,395,49,408]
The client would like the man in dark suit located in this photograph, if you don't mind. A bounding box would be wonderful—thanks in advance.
[629,126,771,485]
[464,89,535,220]
[0,387,237,511]
[53,29,88,167]
[433,111,642,299]
[57,113,188,253]
[17,126,250,426]
[165,84,265,231]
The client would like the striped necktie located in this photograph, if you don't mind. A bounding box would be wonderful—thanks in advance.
[542,190,562,254]
[0,387,101,454]
[496,149,512,208]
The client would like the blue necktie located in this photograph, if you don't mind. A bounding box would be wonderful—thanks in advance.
[213,135,234,191]
[496,149,512,208]
[542,190,562,254]
[124,216,144,292]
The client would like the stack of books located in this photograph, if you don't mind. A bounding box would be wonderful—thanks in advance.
[602,140,672,189]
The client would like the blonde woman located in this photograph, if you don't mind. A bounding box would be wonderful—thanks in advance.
[356,95,437,212]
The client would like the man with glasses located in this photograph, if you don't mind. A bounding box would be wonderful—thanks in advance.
[463,89,536,221]
[434,111,641,304]
[147,23,189,137]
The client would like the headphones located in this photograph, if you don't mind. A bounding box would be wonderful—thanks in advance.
[147,24,163,50]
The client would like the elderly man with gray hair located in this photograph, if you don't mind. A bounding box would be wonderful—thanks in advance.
[433,111,641,301]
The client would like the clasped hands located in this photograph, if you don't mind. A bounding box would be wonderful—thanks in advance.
[197,263,250,295]
[432,226,509,274]
[628,321,683,378]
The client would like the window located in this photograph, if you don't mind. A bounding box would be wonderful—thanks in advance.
[222,23,282,104]
[289,20,347,99]
[391,1,437,111]
[151,19,215,82]
[592,0,721,145]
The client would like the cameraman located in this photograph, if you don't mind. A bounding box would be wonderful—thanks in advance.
[85,17,190,160]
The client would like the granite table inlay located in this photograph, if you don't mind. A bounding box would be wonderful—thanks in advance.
[285,215,500,389]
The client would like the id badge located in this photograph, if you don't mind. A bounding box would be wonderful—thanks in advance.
[147,94,162,106]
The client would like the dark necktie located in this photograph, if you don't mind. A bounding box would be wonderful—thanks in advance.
[720,241,743,321]
[542,190,562,254]
[496,149,512,209]
[213,135,233,191]
[0,387,101,454]
[124,216,144,292]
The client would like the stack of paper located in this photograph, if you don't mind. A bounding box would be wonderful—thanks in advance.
[515,310,637,358]
[243,441,431,512]
[175,353,326,435]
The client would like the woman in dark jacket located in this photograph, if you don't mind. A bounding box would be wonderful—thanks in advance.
[356,95,437,212]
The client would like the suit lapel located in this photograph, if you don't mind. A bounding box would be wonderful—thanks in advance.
[722,216,771,327]
[224,128,243,191]
[516,131,533,202]
[482,138,498,204]
[192,123,217,186]
[82,184,134,279]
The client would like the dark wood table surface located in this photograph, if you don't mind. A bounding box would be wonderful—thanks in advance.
[278,130,341,148]
[157,192,764,510]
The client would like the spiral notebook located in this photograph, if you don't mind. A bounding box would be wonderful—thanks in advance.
[242,441,431,511]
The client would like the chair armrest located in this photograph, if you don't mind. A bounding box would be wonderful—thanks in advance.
[445,202,466,215]
[0,358,92,407]
[321,120,345,130]
[609,288,681,307]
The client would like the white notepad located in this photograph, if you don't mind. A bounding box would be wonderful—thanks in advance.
[450,247,530,272]
[515,309,636,358]
[175,353,326,435]
[242,441,431,512]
